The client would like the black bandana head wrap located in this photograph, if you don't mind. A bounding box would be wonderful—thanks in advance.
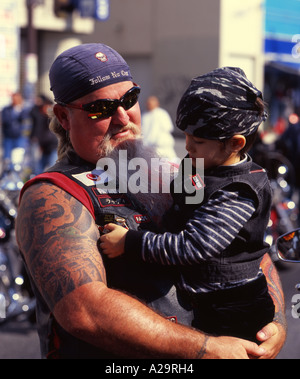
[176,67,268,140]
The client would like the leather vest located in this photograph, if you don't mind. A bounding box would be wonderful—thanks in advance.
[167,155,272,283]
[20,151,193,359]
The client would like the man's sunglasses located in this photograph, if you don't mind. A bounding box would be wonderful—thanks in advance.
[56,86,141,120]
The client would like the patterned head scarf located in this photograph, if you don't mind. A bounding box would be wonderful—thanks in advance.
[176,67,268,140]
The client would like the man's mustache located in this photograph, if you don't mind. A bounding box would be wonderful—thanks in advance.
[105,123,140,139]
[97,123,141,158]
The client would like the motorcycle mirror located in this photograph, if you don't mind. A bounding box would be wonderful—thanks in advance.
[276,228,300,263]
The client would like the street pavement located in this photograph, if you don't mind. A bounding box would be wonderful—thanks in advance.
[0,318,40,359]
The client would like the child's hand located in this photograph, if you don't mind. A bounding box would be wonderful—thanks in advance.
[100,223,128,258]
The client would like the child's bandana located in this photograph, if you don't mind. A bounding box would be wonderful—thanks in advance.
[176,67,268,140]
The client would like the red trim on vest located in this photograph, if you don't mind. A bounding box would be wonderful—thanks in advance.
[19,172,96,220]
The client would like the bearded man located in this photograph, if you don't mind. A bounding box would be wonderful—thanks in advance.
[16,43,286,359]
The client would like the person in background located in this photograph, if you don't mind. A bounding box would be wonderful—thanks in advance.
[1,92,31,166]
[142,95,177,160]
[30,95,58,174]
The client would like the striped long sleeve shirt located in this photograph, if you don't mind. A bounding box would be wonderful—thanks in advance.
[125,187,260,293]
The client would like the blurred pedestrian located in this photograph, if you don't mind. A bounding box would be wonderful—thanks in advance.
[142,96,177,160]
[1,92,31,166]
[30,95,57,174]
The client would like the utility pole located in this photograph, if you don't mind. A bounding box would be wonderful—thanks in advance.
[27,0,38,56]
[25,0,39,103]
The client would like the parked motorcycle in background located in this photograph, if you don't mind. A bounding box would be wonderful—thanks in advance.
[0,148,35,324]
[276,229,300,320]
[252,142,299,265]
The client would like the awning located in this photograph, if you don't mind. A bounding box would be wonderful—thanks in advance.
[265,38,300,75]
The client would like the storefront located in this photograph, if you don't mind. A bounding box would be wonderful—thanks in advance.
[264,0,300,133]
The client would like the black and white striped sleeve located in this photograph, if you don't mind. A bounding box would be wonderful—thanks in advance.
[139,189,256,265]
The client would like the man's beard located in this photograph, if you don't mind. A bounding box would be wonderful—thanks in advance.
[97,123,141,158]
[100,137,175,226]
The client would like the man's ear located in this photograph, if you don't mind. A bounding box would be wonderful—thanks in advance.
[229,135,246,153]
[53,104,70,131]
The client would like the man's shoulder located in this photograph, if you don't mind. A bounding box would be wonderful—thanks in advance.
[19,173,78,206]
[20,172,96,219]
[20,178,68,203]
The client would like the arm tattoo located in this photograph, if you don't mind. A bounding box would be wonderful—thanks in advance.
[261,254,287,329]
[196,335,209,359]
[16,182,106,310]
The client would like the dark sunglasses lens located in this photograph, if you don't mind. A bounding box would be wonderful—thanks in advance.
[84,100,114,113]
[122,90,140,110]
[85,100,117,119]
[85,87,140,119]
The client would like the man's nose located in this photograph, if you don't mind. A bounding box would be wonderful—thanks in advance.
[111,106,130,125]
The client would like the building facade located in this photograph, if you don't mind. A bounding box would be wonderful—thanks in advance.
[6,0,266,123]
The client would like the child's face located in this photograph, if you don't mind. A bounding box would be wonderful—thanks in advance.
[185,133,237,169]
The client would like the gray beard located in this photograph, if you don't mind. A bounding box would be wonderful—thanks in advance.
[104,138,175,225]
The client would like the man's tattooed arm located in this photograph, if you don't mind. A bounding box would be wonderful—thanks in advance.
[261,253,286,328]
[16,182,106,310]
[258,253,287,358]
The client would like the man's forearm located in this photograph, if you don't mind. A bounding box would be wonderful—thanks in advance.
[261,253,286,329]
[54,281,264,359]
[54,281,210,358]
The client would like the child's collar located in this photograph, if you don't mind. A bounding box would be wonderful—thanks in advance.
[225,154,247,167]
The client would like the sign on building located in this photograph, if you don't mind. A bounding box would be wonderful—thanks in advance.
[78,0,110,21]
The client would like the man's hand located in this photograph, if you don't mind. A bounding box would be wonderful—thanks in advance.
[100,223,128,258]
[206,322,286,359]
[206,335,266,359]
[256,322,286,359]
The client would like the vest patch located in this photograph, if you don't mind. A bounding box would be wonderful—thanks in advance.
[102,214,128,224]
[93,191,133,208]
[190,174,205,190]
[250,169,266,174]
[166,316,178,323]
[72,169,113,187]
[98,214,129,233]
[134,214,151,224]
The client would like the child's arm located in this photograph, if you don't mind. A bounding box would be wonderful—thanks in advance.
[100,223,128,258]
[102,189,256,265]
[134,189,256,266]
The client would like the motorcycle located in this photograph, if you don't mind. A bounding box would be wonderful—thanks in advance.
[276,229,300,319]
[255,151,300,265]
[0,148,35,324]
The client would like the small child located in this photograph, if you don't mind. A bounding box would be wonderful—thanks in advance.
[100,67,275,342]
